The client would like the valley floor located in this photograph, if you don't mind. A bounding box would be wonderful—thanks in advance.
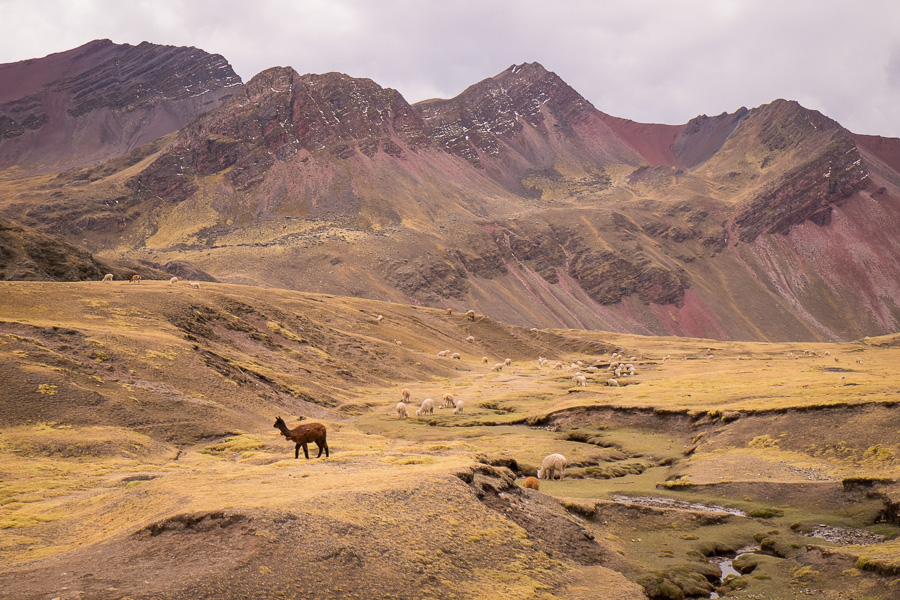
[0,281,898,599]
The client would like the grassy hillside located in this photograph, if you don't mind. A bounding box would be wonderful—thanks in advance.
[0,281,898,599]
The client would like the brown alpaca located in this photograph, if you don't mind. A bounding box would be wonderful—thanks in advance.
[130,274,141,284]
[273,416,329,459]
[523,477,540,491]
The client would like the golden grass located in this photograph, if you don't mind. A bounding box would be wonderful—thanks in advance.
[0,281,898,598]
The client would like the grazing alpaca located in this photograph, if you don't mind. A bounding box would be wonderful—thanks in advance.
[168,276,179,286]
[466,310,475,321]
[481,356,489,364]
[440,393,455,409]
[189,281,201,289]
[130,274,141,284]
[273,416,329,459]
[415,398,435,416]
[537,453,567,480]
[401,388,411,402]
[445,308,452,315]
[396,402,409,419]
[523,476,540,491]
[102,273,113,282]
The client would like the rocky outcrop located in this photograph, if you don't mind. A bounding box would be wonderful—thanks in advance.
[384,223,688,308]
[0,216,107,281]
[129,66,430,202]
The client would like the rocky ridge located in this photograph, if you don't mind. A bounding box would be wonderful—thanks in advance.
[0,39,242,170]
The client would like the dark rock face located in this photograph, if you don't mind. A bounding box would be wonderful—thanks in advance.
[0,39,242,170]
[381,256,469,302]
[673,107,749,169]
[733,136,868,242]
[60,41,240,117]
[383,223,687,307]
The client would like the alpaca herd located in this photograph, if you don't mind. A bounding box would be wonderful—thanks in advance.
[395,391,464,420]
[267,324,856,503]
[100,274,203,289]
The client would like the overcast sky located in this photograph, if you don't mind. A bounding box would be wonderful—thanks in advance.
[2,0,899,137]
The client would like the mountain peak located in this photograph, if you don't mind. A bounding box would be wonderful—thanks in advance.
[0,39,242,171]
[503,61,550,76]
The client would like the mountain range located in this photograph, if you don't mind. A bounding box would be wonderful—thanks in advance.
[1,39,899,342]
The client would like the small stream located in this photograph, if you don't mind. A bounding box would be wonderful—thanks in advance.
[707,545,761,599]
[610,494,747,516]
[704,524,886,598]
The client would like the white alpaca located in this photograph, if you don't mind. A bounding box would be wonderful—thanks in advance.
[490,362,504,372]
[415,398,435,416]
[102,273,113,282]
[537,454,567,480]
[189,281,201,289]
[453,399,464,414]
[607,378,619,387]
[400,388,411,402]
[168,276,179,286]
[440,393,455,409]
[396,402,409,419]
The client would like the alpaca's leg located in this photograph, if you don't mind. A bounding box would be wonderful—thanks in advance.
[301,442,310,459]
[315,442,329,458]
[295,444,301,459]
